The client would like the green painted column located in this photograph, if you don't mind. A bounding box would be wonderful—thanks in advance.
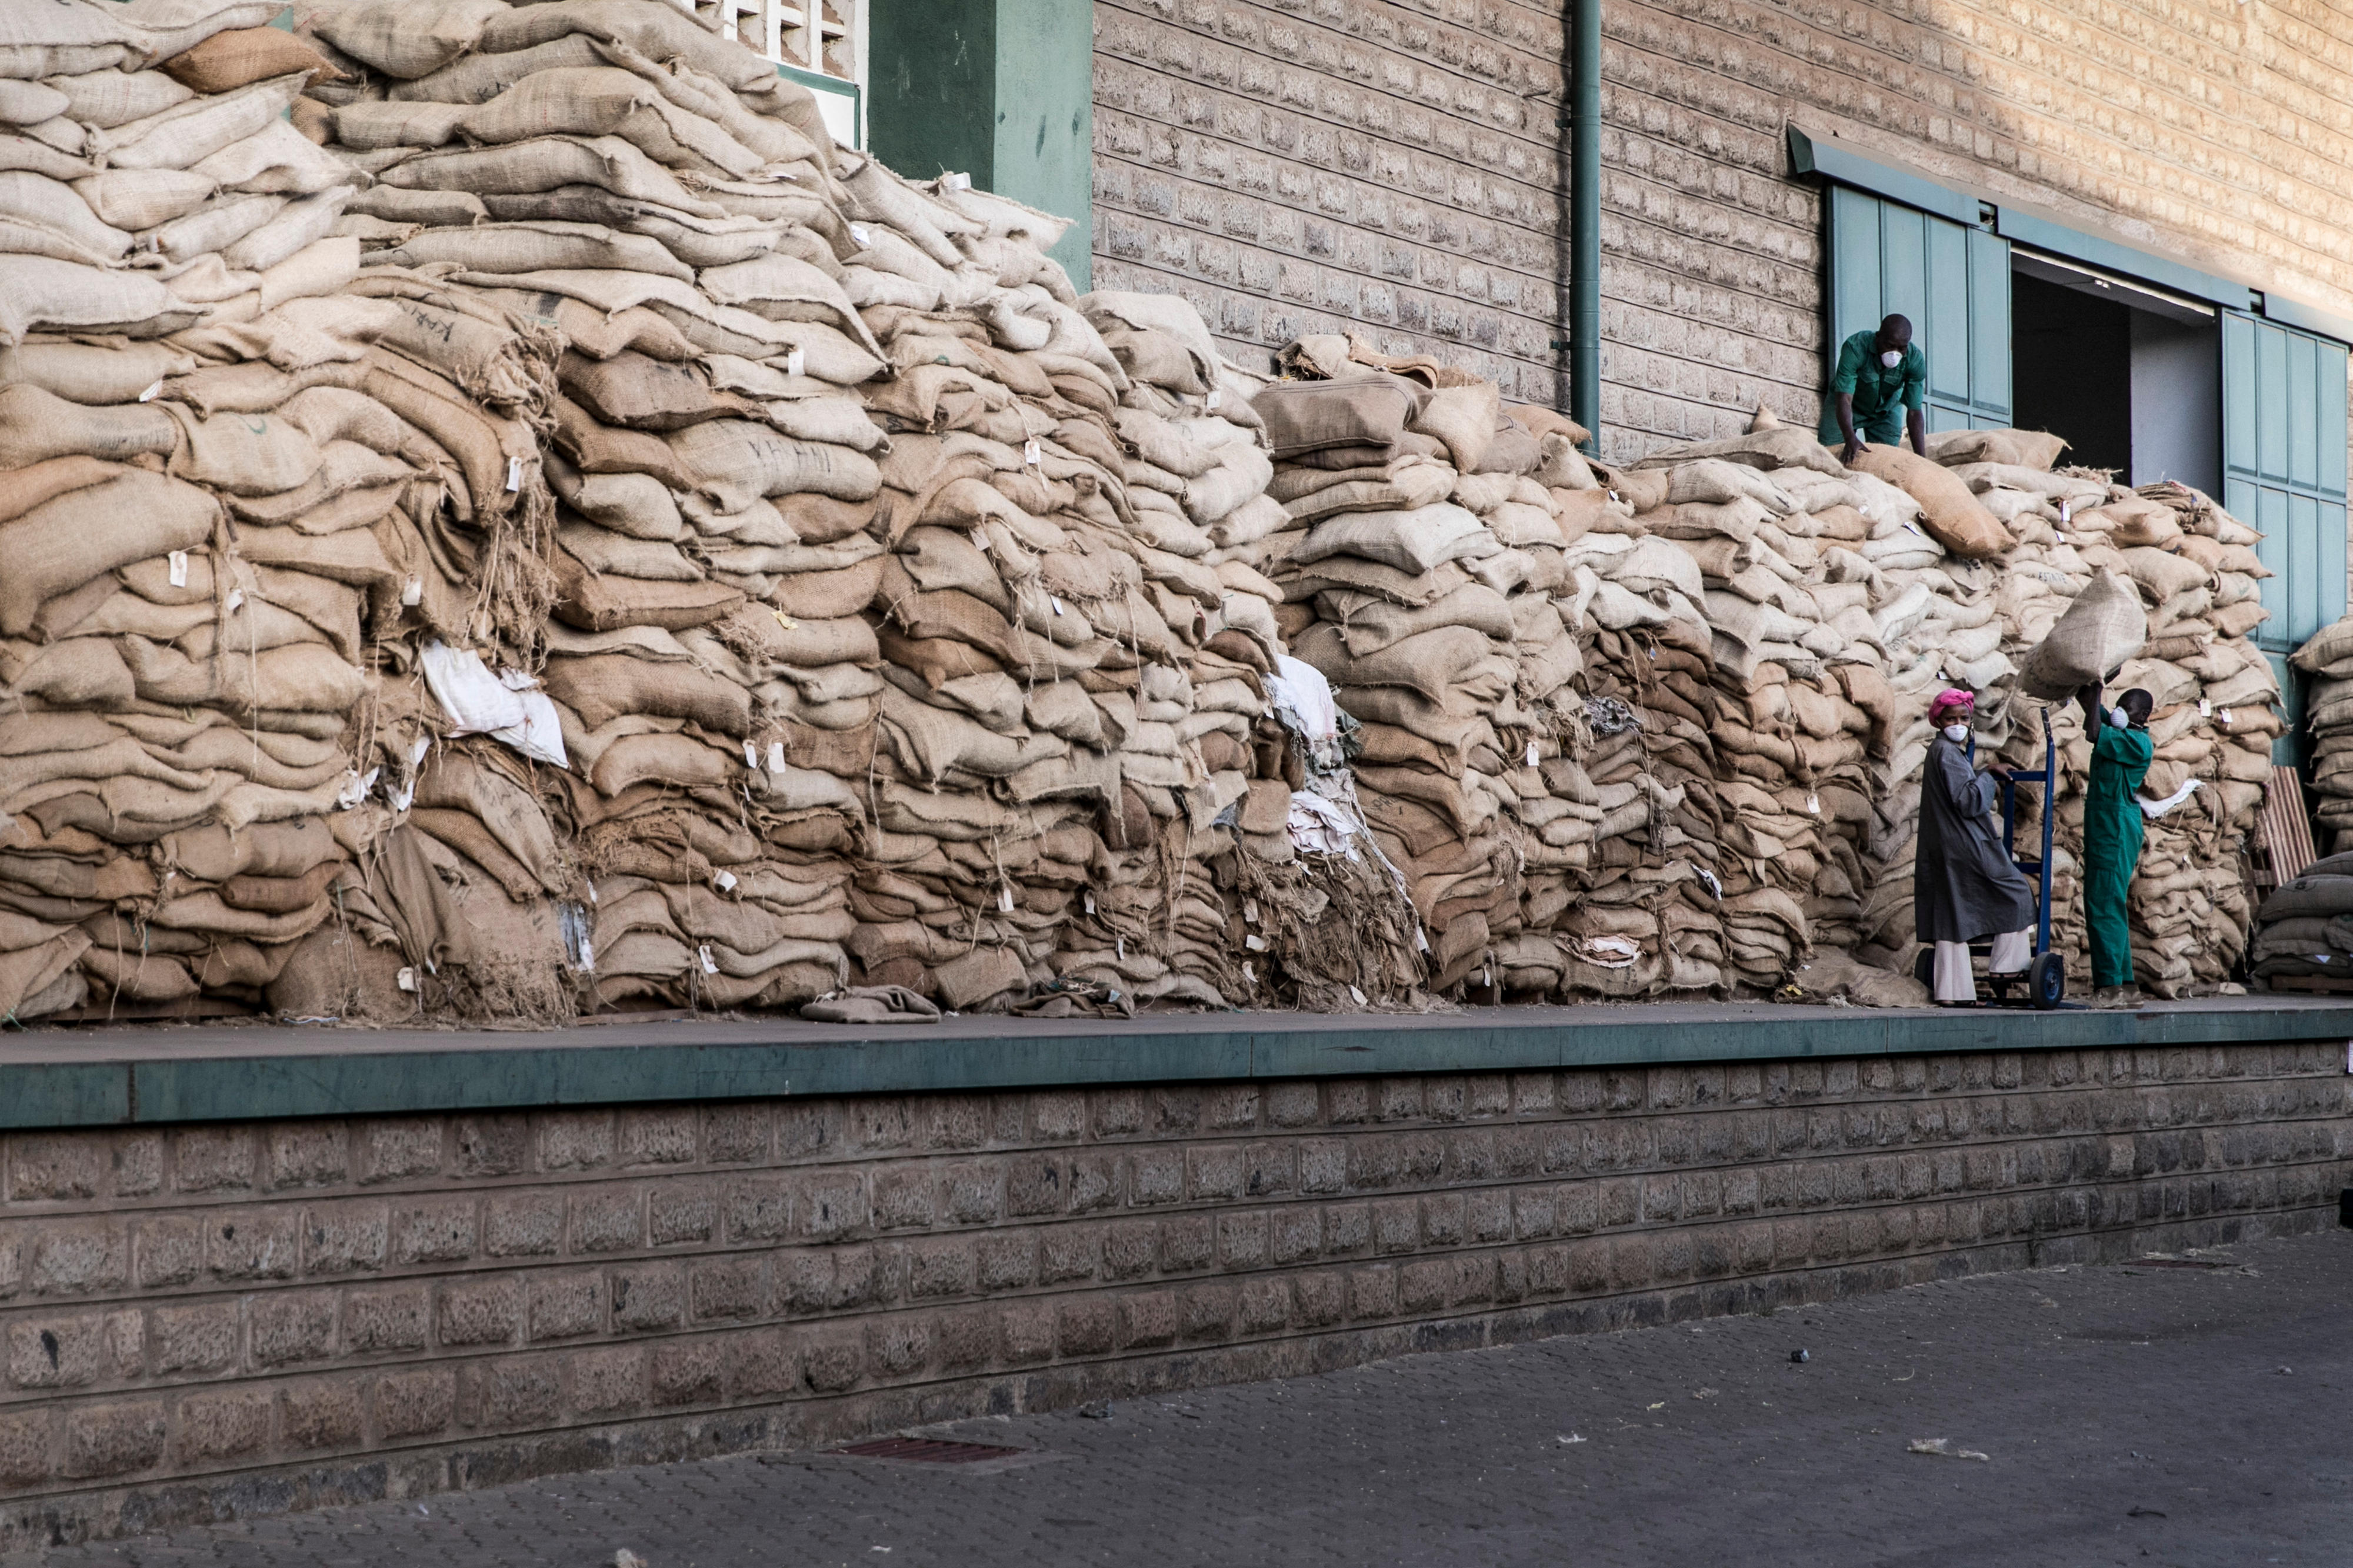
[870,0,1092,289]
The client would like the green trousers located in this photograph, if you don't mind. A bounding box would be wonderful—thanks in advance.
[2083,846,2134,987]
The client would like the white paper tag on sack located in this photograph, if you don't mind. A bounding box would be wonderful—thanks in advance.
[402,575,422,607]
[168,550,188,588]
[1024,438,1041,467]
[2219,707,2232,725]
[1525,739,1539,767]
[1244,898,1258,925]
[1348,985,1367,1006]
[849,223,872,248]
[1206,387,1221,410]
[715,870,737,892]
[2199,698,2212,718]
[138,379,162,403]
[396,966,417,993]
[744,739,760,768]
[698,944,718,975]
[2061,500,2072,524]
[768,741,786,773]
[1242,960,1254,986]
[942,171,972,192]
[225,589,242,615]
[586,880,598,904]
[971,528,990,553]
[1807,793,1821,815]
[1083,891,1096,914]
[1051,596,1065,616]
[786,346,805,378]
[998,885,1014,912]
[1116,937,1125,960]
[1244,933,1267,952]
[505,456,521,493]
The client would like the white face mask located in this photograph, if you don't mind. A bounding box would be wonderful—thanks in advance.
[1942,723,1969,743]
[2108,707,2130,729]
[1879,349,1904,369]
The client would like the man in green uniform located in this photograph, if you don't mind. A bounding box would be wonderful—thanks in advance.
[1831,313,1928,464]
[2078,682,2154,1009]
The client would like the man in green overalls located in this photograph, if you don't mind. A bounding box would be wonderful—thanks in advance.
[1831,313,1928,465]
[2078,682,2154,1008]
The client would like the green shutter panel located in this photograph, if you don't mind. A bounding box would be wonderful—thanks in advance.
[2222,309,2350,760]
[1819,189,2012,441]
[2225,309,2349,653]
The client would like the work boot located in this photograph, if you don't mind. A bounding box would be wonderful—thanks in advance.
[2093,986,2140,1010]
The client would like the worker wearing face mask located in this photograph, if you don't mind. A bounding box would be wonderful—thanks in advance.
[1831,313,1928,465]
[2077,682,2155,1008]
[1914,689,2036,1006]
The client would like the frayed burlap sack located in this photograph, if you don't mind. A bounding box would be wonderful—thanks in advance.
[311,0,509,78]
[542,652,754,734]
[163,24,341,93]
[0,258,198,347]
[0,471,217,638]
[477,0,781,92]
[1848,443,2011,558]
[72,168,215,232]
[1409,381,1500,472]
[0,455,121,525]
[1925,427,2068,470]
[378,135,716,216]
[670,419,882,512]
[100,71,309,174]
[1253,379,1414,459]
[0,340,195,407]
[1628,426,1842,474]
[2017,569,2147,699]
[1292,503,1495,575]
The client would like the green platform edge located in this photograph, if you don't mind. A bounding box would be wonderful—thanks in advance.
[5,1005,2349,1129]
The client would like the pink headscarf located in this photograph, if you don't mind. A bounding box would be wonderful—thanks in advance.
[1929,688,1975,723]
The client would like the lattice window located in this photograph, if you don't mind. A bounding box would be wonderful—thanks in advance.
[669,0,864,145]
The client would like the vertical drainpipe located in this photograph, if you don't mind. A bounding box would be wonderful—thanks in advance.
[1568,0,1601,455]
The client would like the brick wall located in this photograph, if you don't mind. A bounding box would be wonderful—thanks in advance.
[1,1043,2346,1546]
[1091,0,1570,406]
[1092,0,2353,462]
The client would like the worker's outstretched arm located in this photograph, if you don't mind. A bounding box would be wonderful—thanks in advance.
[1836,394,1861,465]
[1906,405,1928,456]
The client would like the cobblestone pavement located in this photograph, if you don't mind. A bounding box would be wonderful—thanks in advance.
[36,1231,2353,1568]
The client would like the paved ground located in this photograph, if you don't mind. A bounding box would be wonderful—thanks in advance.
[39,1231,2353,1568]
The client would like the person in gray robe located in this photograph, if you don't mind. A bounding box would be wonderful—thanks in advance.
[1914,689,2037,1005]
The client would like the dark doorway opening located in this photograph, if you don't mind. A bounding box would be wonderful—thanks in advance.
[2011,272,2132,472]
[2009,259,2221,492]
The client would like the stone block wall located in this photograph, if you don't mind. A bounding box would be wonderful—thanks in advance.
[1091,0,1569,405]
[1092,0,2353,462]
[1,1042,2347,1547]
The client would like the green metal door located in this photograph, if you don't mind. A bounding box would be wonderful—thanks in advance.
[1819,186,2012,441]
[2222,309,2349,759]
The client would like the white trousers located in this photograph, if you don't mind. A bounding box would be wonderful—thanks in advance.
[1933,929,2032,1003]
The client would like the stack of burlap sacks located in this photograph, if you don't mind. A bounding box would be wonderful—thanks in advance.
[2297,616,2353,857]
[2255,616,2353,985]
[1244,336,1592,997]
[0,0,2285,1022]
[291,0,1302,1015]
[0,0,569,1023]
[1919,445,2277,996]
[1248,346,2281,1004]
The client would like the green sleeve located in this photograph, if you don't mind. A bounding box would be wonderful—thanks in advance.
[1901,346,1927,411]
[1829,334,1865,396]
